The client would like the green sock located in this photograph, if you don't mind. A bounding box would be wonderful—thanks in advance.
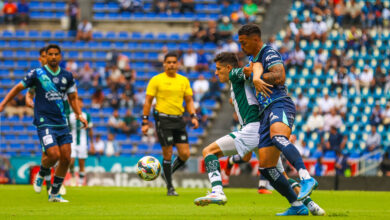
[288,178,300,189]
[205,154,222,192]
[303,196,313,206]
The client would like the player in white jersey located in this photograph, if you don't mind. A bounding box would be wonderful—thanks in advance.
[194,52,285,206]
[69,97,94,186]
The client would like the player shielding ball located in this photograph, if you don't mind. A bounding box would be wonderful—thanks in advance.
[0,44,87,202]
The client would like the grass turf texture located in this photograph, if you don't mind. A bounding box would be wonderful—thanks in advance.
[0,185,389,219]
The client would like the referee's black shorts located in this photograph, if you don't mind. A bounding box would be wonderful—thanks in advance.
[153,111,189,147]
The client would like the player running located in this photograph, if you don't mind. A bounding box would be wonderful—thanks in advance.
[238,24,318,215]
[69,97,94,186]
[193,52,287,208]
[0,44,87,202]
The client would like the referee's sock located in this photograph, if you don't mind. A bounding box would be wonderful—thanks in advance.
[172,157,186,174]
[162,160,173,188]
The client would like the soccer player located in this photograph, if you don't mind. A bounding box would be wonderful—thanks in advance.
[69,97,94,186]
[0,44,87,202]
[142,52,199,196]
[193,52,288,207]
[238,24,317,215]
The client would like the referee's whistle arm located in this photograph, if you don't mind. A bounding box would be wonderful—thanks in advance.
[192,118,199,129]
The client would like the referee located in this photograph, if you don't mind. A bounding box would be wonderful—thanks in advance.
[142,52,199,196]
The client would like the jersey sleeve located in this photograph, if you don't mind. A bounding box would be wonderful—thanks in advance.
[229,68,246,83]
[21,69,37,88]
[261,48,284,70]
[184,77,193,96]
[66,73,76,94]
[146,76,158,96]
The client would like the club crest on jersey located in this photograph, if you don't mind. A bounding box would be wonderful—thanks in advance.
[53,77,59,84]
[61,77,67,84]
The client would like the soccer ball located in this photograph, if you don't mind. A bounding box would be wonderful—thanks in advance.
[137,156,161,181]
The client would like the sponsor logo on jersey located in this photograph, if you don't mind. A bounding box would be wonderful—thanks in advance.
[53,77,59,84]
[61,77,67,84]
[265,53,279,62]
[45,90,63,101]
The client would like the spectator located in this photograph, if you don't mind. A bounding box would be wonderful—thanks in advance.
[167,0,180,14]
[288,17,301,39]
[360,65,375,90]
[346,26,359,51]
[383,103,390,128]
[152,0,167,13]
[313,0,331,17]
[335,150,348,176]
[196,49,209,72]
[133,87,146,109]
[107,65,126,88]
[370,104,383,126]
[380,151,390,176]
[202,20,220,44]
[0,1,4,24]
[222,37,239,53]
[325,49,340,73]
[180,0,194,14]
[268,35,277,50]
[94,134,105,156]
[3,0,17,25]
[332,66,348,92]
[385,72,390,95]
[66,0,80,33]
[324,108,344,131]
[76,19,93,42]
[4,93,33,119]
[305,107,324,133]
[183,48,197,73]
[141,121,156,146]
[333,90,347,116]
[289,44,305,70]
[17,0,28,26]
[195,103,208,128]
[189,21,205,42]
[108,109,123,134]
[366,125,382,153]
[107,86,121,109]
[332,0,346,25]
[360,29,372,51]
[220,0,233,18]
[65,59,78,76]
[374,66,387,89]
[373,0,384,27]
[157,45,169,68]
[291,135,310,158]
[313,15,327,42]
[218,16,233,41]
[361,1,375,29]
[295,93,309,116]
[279,47,290,66]
[314,157,325,176]
[104,133,120,157]
[345,0,361,25]
[301,17,314,42]
[325,126,347,153]
[202,75,221,103]
[314,48,327,70]
[121,64,136,84]
[347,66,360,95]
[317,93,334,114]
[120,83,135,109]
[119,0,143,13]
[193,74,209,103]
[340,50,353,69]
[91,88,105,109]
[78,62,94,89]
[121,109,139,135]
[241,0,258,24]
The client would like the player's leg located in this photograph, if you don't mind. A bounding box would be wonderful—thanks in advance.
[288,178,325,216]
[258,146,308,216]
[69,157,76,186]
[49,143,71,202]
[40,154,52,192]
[78,158,86,186]
[34,146,60,193]
[225,152,251,176]
[269,100,317,200]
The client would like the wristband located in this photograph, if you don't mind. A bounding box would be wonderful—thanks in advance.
[190,113,198,119]
[141,122,148,126]
[142,115,149,120]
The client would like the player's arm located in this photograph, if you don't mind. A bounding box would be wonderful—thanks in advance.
[68,92,88,128]
[87,113,95,154]
[252,62,273,97]
[0,82,26,112]
[184,95,199,129]
[262,63,286,86]
[141,95,154,135]
[25,88,35,108]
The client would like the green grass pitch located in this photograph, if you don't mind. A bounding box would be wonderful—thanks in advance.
[0,185,390,219]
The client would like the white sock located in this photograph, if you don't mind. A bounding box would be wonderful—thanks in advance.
[258,180,267,188]
[212,185,223,193]
[44,175,51,181]
[298,169,311,180]
[228,156,234,165]
[291,200,303,207]
[307,201,316,211]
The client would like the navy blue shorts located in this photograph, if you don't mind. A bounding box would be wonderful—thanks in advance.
[37,126,72,152]
[258,97,296,149]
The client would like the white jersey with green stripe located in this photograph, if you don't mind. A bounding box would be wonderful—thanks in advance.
[69,111,92,147]
[229,67,260,126]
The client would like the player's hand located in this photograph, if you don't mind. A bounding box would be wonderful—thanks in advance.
[90,144,95,155]
[243,62,253,77]
[191,118,199,129]
[253,78,273,98]
[142,124,149,135]
[77,115,88,128]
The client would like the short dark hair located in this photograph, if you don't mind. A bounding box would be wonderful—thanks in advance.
[164,51,178,61]
[45,44,62,54]
[214,52,239,68]
[238,24,262,38]
[39,47,46,56]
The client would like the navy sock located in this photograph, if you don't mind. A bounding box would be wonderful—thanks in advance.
[51,176,64,195]
[171,157,186,174]
[272,135,306,171]
[162,160,173,188]
[38,165,50,177]
[259,167,297,203]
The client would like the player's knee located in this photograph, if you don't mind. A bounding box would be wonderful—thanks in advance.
[202,145,221,158]
[180,151,190,161]
[242,153,252,162]
[47,150,60,162]
[271,135,290,151]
